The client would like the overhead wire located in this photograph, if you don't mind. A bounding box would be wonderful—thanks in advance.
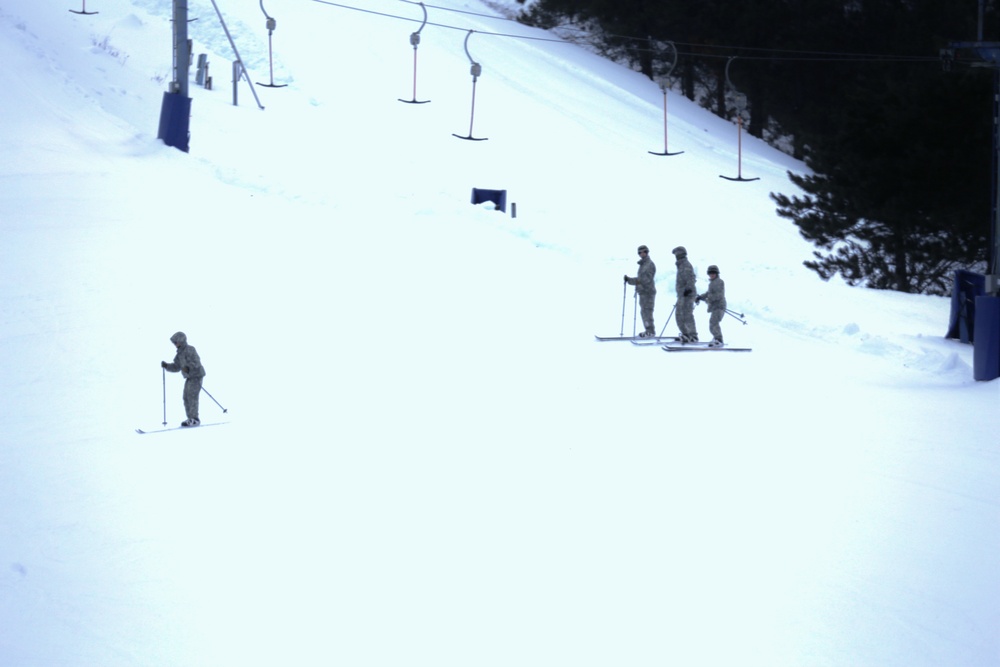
[311,0,570,43]
[312,0,943,65]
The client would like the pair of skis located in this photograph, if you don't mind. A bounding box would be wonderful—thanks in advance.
[650,338,752,352]
[596,334,751,352]
[595,334,679,342]
[135,422,228,435]
[662,344,752,352]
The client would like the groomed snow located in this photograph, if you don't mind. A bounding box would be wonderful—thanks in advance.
[1,1,998,665]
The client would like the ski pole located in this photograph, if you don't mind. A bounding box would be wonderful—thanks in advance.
[201,386,229,413]
[657,304,677,337]
[620,277,627,337]
[162,367,167,426]
[632,289,638,337]
[725,308,748,325]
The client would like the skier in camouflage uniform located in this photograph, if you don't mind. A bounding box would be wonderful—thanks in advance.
[672,246,698,342]
[696,265,727,347]
[624,244,657,337]
[161,331,206,427]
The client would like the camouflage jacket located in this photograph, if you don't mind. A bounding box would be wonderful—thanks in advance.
[675,257,696,297]
[698,276,727,311]
[164,332,206,379]
[627,256,656,296]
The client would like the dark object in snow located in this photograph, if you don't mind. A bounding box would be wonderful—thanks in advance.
[471,188,507,213]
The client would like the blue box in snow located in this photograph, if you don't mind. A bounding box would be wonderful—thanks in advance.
[947,270,986,343]
[471,188,507,213]
[973,295,1000,381]
[157,92,191,153]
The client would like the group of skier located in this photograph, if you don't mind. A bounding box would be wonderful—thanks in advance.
[158,245,729,428]
[624,244,728,347]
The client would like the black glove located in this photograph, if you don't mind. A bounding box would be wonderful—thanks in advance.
[684,288,693,297]
[695,296,702,304]
[623,274,629,283]
[161,361,168,369]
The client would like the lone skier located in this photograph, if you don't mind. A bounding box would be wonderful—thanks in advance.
[625,244,657,337]
[672,246,698,342]
[696,265,727,347]
[161,331,205,427]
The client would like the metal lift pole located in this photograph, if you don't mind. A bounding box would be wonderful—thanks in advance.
[157,0,192,151]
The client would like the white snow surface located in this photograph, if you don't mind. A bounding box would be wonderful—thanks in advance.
[1,1,998,665]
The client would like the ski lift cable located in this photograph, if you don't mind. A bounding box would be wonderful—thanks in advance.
[681,49,938,63]
[312,0,565,42]
[399,0,918,63]
[398,0,520,24]
[395,0,940,63]
[395,0,916,62]
[311,0,942,65]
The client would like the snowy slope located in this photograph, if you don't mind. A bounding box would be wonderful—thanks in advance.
[1,1,998,666]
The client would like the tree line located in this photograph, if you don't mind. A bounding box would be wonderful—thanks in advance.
[516,0,996,294]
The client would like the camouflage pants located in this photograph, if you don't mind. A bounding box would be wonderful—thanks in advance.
[183,376,203,421]
[708,308,724,342]
[676,295,698,337]
[639,292,656,334]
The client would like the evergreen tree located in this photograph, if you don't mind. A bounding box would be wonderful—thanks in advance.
[521,0,996,293]
[772,67,991,294]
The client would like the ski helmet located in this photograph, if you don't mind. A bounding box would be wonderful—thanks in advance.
[707,265,720,275]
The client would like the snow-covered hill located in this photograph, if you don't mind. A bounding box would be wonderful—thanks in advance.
[1,1,997,665]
